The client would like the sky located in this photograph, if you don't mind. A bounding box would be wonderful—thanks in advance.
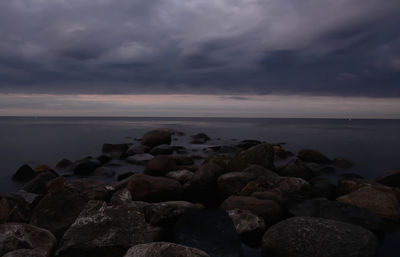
[0,0,400,117]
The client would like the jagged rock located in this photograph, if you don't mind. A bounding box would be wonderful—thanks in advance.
[12,165,36,181]
[126,154,154,165]
[2,192,40,223]
[217,172,257,198]
[141,128,172,148]
[261,217,379,257]
[166,170,194,185]
[110,188,132,205]
[297,149,331,164]
[172,210,243,257]
[0,223,56,257]
[144,155,177,176]
[229,143,274,171]
[56,201,146,257]
[22,172,57,195]
[126,174,182,202]
[124,242,210,257]
[228,209,266,247]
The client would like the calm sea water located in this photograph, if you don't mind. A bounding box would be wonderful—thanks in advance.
[0,116,399,256]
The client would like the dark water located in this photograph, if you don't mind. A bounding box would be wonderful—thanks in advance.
[0,116,399,256]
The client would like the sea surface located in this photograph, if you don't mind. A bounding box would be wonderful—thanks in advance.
[0,116,400,256]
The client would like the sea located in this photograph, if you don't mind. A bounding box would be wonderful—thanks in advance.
[0,116,399,256]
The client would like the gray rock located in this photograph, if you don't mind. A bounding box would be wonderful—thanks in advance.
[0,223,56,257]
[56,201,146,257]
[124,242,210,257]
[261,217,379,257]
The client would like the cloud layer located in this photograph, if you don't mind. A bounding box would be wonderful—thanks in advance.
[1,0,400,96]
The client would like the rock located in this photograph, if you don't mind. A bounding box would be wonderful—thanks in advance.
[221,196,282,222]
[33,165,53,174]
[337,186,400,220]
[261,217,379,257]
[22,172,57,194]
[55,159,73,169]
[127,174,182,202]
[273,145,292,159]
[117,171,135,181]
[0,197,11,223]
[2,249,47,257]
[239,176,309,196]
[228,209,266,247]
[73,159,101,176]
[308,178,336,199]
[144,155,177,176]
[288,198,384,234]
[173,155,195,166]
[126,145,145,155]
[143,201,202,226]
[242,165,278,177]
[332,157,353,168]
[251,189,285,202]
[217,145,239,154]
[229,143,274,171]
[166,170,194,184]
[203,154,232,170]
[12,165,36,181]
[124,242,210,257]
[110,188,132,205]
[172,210,243,257]
[297,149,331,164]
[102,143,129,157]
[376,169,400,187]
[141,128,172,148]
[149,144,174,155]
[56,201,146,257]
[217,172,257,198]
[2,192,40,223]
[190,133,211,144]
[30,189,87,239]
[183,163,226,205]
[236,140,261,150]
[93,167,116,178]
[0,223,56,257]
[96,154,112,164]
[279,158,318,180]
[340,173,364,179]
[126,153,154,165]
[336,179,376,196]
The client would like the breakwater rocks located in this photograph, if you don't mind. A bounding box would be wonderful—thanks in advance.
[2,128,400,257]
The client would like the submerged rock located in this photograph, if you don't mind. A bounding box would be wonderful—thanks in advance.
[229,143,274,171]
[124,242,210,257]
[56,201,146,257]
[55,159,73,170]
[190,133,211,144]
[261,217,379,257]
[141,128,172,148]
[102,143,129,158]
[0,223,56,257]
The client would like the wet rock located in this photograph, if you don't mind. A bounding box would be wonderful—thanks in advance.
[376,169,400,187]
[55,159,73,170]
[239,176,309,196]
[221,196,283,222]
[279,158,319,180]
[12,165,36,181]
[172,210,243,257]
[308,178,336,199]
[173,155,195,166]
[124,242,210,257]
[203,154,232,170]
[2,192,41,223]
[0,223,56,257]
[141,128,172,148]
[332,157,353,168]
[96,154,112,164]
[149,144,173,155]
[336,178,377,196]
[297,149,331,164]
[73,159,101,176]
[0,197,11,223]
[93,167,116,178]
[127,174,183,202]
[261,217,379,257]
[143,201,203,226]
[288,198,384,234]
[229,143,274,171]
[144,155,177,176]
[273,145,292,159]
[337,186,400,221]
[217,145,239,154]
[22,172,57,194]
[236,140,261,150]
[117,171,135,181]
[110,188,132,205]
[166,170,194,184]
[183,163,226,205]
[126,153,154,165]
[126,145,145,156]
[190,133,211,144]
[33,165,52,174]
[102,143,129,158]
[56,200,146,257]
[242,165,278,177]
[217,172,257,198]
[228,209,266,247]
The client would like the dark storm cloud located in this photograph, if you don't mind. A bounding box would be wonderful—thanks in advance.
[0,0,400,96]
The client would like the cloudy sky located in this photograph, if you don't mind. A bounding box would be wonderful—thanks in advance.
[1,0,400,117]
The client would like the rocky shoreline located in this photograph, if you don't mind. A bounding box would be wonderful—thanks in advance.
[1,128,400,257]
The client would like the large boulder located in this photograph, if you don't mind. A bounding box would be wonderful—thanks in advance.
[0,223,56,257]
[288,198,384,234]
[141,128,172,148]
[12,165,36,181]
[126,174,182,202]
[242,165,278,177]
[166,170,194,185]
[337,186,400,221]
[279,158,318,180]
[56,201,146,257]
[229,143,274,171]
[261,217,379,257]
[336,179,376,196]
[172,210,243,257]
[73,159,101,176]
[297,149,331,164]
[22,172,57,195]
[376,169,400,187]
[227,209,266,247]
[144,155,177,176]
[239,176,309,196]
[1,192,40,223]
[217,172,257,198]
[221,196,283,222]
[124,242,210,257]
